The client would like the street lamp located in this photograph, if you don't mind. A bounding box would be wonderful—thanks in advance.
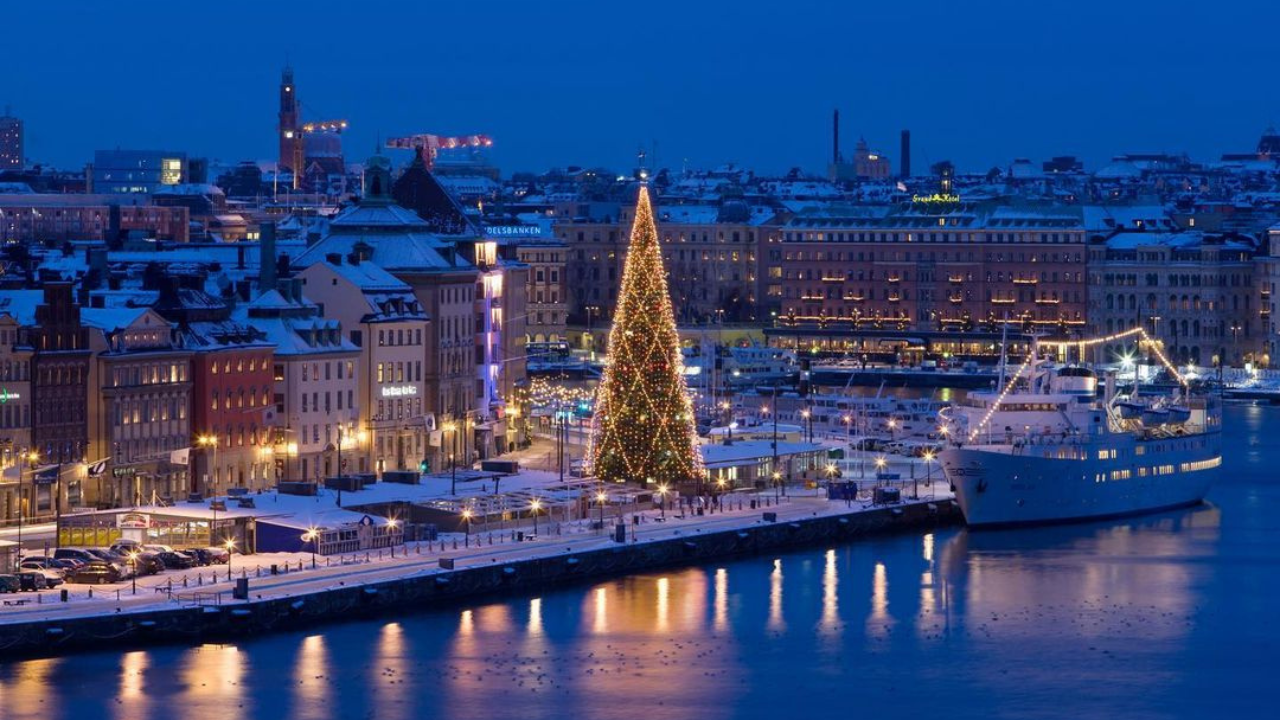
[224,538,236,581]
[596,491,607,529]
[530,498,542,536]
[887,418,897,443]
[17,450,38,551]
[920,450,935,499]
[657,484,669,520]
[302,527,318,568]
[445,422,459,495]
[128,551,139,595]
[386,518,400,556]
[801,408,812,442]
[874,456,887,482]
[461,508,473,546]
[197,434,219,544]
[771,470,782,501]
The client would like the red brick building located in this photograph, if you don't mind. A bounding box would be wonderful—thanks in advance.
[0,194,189,243]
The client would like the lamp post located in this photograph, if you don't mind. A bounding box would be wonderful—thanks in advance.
[386,518,399,557]
[197,435,219,545]
[657,484,668,520]
[771,470,781,501]
[921,450,935,499]
[887,418,897,443]
[446,421,458,495]
[225,538,236,581]
[302,527,318,568]
[874,456,887,488]
[461,508,473,547]
[17,451,37,552]
[128,551,139,595]
[801,408,812,442]
[596,491,607,530]
[530,498,542,536]
[1231,323,1242,367]
[586,305,599,360]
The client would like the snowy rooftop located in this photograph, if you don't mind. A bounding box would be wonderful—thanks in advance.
[0,290,46,325]
[699,440,826,468]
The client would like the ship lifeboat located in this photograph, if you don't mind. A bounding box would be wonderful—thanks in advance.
[1116,401,1145,420]
[1141,407,1170,425]
[1166,405,1192,424]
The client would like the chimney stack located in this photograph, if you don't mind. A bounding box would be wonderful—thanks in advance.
[900,130,911,179]
[259,222,278,292]
[833,109,841,164]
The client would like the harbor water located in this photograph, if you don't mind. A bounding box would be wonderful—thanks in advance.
[1,403,1275,719]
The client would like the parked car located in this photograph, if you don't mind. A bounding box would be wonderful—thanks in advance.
[53,548,99,566]
[202,547,230,564]
[19,557,74,577]
[109,540,142,556]
[0,575,20,593]
[155,551,194,570]
[85,549,133,577]
[133,552,164,575]
[19,562,66,585]
[186,548,215,566]
[68,562,122,585]
[16,570,48,591]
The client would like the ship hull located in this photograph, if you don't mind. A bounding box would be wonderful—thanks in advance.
[940,432,1220,527]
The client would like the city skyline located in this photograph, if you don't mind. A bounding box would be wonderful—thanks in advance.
[5,0,1279,175]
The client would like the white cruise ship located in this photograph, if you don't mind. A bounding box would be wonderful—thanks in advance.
[937,346,1221,527]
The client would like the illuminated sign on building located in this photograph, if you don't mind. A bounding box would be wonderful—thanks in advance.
[485,225,546,237]
[381,385,419,398]
[0,388,19,403]
[911,193,961,205]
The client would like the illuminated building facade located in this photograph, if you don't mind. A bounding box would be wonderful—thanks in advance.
[91,149,188,195]
[1087,230,1260,367]
[0,194,188,243]
[239,279,360,483]
[298,256,430,474]
[85,307,192,507]
[560,201,779,325]
[775,202,1088,344]
[0,111,22,170]
[0,293,36,525]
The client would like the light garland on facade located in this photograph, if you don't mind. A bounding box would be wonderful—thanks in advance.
[514,376,594,412]
[587,185,703,486]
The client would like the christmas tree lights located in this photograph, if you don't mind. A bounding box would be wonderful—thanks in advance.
[587,185,702,487]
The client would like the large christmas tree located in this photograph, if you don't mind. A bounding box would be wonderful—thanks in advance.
[588,185,702,486]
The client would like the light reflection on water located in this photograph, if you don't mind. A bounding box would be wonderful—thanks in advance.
[0,404,1275,720]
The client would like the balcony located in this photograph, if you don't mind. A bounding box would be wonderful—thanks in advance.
[888,295,902,303]
[1035,297,1061,305]
[1013,278,1038,285]
[991,298,1016,305]
[948,295,964,304]
[821,276,845,282]
[887,276,902,284]
[948,275,965,284]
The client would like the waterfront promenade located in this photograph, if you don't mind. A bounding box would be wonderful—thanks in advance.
[0,485,955,655]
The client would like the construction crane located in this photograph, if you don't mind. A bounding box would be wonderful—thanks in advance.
[385,133,493,170]
[302,119,349,134]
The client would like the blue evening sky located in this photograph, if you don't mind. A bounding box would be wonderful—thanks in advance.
[5,0,1276,175]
